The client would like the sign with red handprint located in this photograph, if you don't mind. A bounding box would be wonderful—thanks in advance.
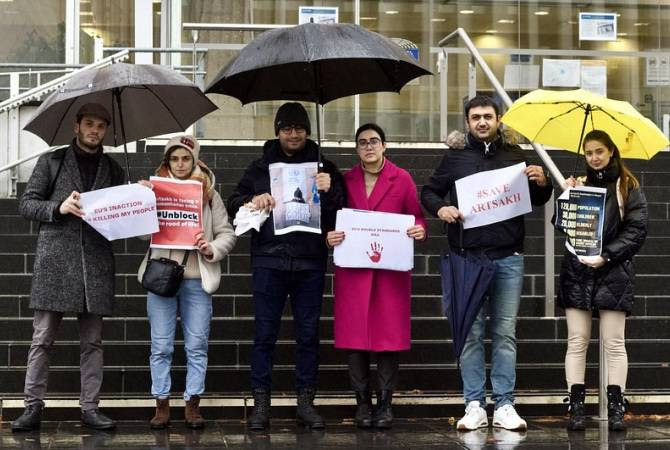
[333,208,414,271]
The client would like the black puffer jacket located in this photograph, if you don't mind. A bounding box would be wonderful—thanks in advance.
[557,162,648,316]
[227,139,345,271]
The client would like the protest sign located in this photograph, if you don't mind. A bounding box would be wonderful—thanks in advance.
[150,176,203,249]
[455,162,532,229]
[333,208,415,271]
[80,183,158,241]
[555,186,606,256]
[269,162,321,235]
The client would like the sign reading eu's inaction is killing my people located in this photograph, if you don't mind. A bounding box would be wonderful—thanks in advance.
[269,162,321,235]
[455,162,532,230]
[554,186,606,256]
[149,176,203,249]
[80,183,158,240]
[333,208,415,272]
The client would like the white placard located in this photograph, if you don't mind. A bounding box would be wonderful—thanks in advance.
[646,55,670,86]
[299,6,338,24]
[580,60,607,96]
[543,59,581,87]
[504,64,540,90]
[579,13,617,41]
[80,183,159,241]
[455,162,532,230]
[333,208,415,272]
[269,162,321,235]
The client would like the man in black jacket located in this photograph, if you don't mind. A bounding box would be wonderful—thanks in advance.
[421,95,552,431]
[227,102,345,430]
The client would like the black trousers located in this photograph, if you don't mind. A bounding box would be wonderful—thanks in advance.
[348,350,399,392]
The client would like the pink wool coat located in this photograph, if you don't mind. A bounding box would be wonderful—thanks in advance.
[333,159,427,351]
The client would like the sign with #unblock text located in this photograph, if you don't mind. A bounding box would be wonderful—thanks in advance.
[150,176,203,249]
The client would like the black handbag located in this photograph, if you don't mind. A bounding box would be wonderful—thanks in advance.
[141,250,191,297]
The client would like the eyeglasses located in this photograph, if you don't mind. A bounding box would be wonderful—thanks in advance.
[357,138,382,148]
[279,125,306,134]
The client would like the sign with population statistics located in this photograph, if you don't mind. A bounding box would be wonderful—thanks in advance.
[149,176,203,249]
[455,162,532,230]
[555,186,607,256]
[80,183,158,241]
[333,208,415,272]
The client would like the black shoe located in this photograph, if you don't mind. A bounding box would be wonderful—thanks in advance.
[11,404,43,432]
[565,384,586,431]
[81,409,116,431]
[354,390,373,429]
[372,390,393,429]
[607,385,627,431]
[296,387,325,429]
[248,388,271,431]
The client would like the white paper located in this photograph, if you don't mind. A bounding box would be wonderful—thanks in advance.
[80,184,158,241]
[646,55,670,86]
[333,208,415,272]
[580,60,607,96]
[504,64,540,90]
[269,162,321,235]
[579,12,617,41]
[543,59,581,87]
[299,6,338,24]
[455,162,532,230]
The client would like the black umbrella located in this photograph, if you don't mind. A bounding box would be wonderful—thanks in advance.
[204,22,432,161]
[440,247,496,363]
[24,62,217,181]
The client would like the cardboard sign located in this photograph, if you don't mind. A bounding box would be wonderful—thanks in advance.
[150,176,203,249]
[80,183,159,241]
[333,208,415,271]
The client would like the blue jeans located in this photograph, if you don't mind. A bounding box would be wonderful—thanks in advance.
[459,254,523,409]
[147,279,212,401]
[251,267,325,390]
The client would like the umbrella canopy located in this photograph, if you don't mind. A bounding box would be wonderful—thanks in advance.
[440,250,496,362]
[25,62,217,147]
[205,22,432,105]
[501,88,669,160]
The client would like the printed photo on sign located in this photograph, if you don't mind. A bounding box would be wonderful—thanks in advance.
[333,208,415,272]
[80,183,158,241]
[555,186,606,256]
[150,176,203,249]
[455,162,532,229]
[269,162,321,235]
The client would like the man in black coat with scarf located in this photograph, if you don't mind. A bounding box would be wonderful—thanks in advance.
[13,103,125,432]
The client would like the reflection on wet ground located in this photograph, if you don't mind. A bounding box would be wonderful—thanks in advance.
[2,417,670,448]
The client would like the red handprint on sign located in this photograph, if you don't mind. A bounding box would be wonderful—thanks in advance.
[366,242,383,263]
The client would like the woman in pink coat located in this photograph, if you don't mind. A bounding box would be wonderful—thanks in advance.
[327,123,426,429]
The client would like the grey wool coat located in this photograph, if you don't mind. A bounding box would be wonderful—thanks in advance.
[18,142,125,316]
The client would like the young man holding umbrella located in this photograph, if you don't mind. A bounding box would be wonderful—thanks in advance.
[13,103,125,432]
[421,95,552,431]
[228,102,345,431]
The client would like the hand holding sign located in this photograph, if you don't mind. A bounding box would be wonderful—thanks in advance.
[60,191,84,217]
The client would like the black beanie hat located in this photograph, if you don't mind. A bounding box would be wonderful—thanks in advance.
[274,102,311,135]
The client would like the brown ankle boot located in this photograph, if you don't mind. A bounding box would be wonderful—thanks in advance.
[185,395,205,429]
[150,398,170,429]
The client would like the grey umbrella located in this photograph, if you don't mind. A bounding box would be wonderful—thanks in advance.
[24,62,217,180]
[205,22,432,161]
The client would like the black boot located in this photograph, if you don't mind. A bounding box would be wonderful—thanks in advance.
[248,388,271,431]
[372,390,393,429]
[81,409,116,430]
[607,385,627,431]
[354,390,373,429]
[566,384,586,431]
[296,387,325,429]
[11,404,43,432]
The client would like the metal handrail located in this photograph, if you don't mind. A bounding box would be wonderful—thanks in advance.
[182,23,293,32]
[0,146,59,175]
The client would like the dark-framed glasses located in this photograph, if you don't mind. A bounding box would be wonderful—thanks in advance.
[357,137,382,148]
[279,125,306,134]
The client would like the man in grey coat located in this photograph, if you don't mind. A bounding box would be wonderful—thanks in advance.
[12,103,125,432]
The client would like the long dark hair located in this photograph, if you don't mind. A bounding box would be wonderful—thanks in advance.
[582,129,639,204]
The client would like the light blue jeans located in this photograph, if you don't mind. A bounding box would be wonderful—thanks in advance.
[459,254,524,409]
[147,279,212,401]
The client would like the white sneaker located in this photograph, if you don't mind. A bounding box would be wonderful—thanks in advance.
[457,401,488,430]
[492,404,527,430]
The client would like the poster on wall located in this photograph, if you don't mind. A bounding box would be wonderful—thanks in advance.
[269,162,321,235]
[579,13,617,41]
[646,55,670,86]
[542,59,581,87]
[580,60,607,96]
[504,64,540,90]
[299,6,338,24]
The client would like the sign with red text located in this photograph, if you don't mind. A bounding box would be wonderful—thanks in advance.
[455,162,531,230]
[333,208,415,271]
[150,176,203,249]
[80,184,158,241]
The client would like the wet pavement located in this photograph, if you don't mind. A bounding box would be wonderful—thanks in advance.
[2,417,670,449]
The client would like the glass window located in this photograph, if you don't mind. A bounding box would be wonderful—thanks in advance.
[80,0,134,64]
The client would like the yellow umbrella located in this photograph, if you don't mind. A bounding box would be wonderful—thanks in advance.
[500,88,669,159]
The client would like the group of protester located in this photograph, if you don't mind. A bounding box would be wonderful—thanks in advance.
[12,95,647,435]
